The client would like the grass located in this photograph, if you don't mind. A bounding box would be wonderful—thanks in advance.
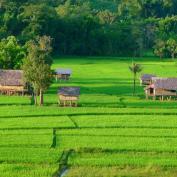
[66,166,177,177]
[0,148,61,163]
[0,129,53,135]
[0,163,58,177]
[0,134,52,147]
[68,151,177,167]
[1,57,177,176]
[57,134,177,152]
[70,115,177,128]
[58,128,177,137]
[1,106,177,118]
[0,116,74,129]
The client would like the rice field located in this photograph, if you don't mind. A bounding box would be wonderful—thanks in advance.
[1,57,177,176]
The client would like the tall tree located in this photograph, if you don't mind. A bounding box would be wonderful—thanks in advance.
[129,62,142,95]
[23,36,52,105]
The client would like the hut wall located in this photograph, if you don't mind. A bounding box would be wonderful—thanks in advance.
[0,85,25,92]
[0,85,26,95]
[154,89,177,96]
[146,88,177,96]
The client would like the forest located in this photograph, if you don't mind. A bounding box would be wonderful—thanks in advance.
[0,0,177,68]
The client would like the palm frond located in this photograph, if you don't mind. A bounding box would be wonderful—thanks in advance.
[129,63,142,74]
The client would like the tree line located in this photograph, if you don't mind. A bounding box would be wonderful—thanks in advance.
[0,0,176,63]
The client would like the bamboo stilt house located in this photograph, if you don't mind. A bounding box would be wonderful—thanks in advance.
[0,70,27,95]
[145,77,177,100]
[55,69,72,81]
[140,74,156,85]
[58,86,80,107]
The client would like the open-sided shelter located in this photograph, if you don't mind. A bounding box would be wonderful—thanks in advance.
[55,68,72,81]
[58,86,80,107]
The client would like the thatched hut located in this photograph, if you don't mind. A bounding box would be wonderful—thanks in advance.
[145,77,177,100]
[55,68,72,81]
[58,86,80,107]
[140,74,156,85]
[0,70,27,95]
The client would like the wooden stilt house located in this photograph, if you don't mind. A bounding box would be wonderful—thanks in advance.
[145,78,177,100]
[0,70,27,95]
[58,87,80,107]
[55,69,72,81]
[140,74,156,85]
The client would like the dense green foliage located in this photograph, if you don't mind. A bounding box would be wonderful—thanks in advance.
[23,36,53,105]
[0,0,177,58]
[0,57,177,176]
[0,36,25,69]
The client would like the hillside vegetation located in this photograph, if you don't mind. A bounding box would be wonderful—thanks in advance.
[0,0,177,58]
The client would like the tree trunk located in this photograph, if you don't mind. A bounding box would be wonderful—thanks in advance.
[34,92,38,105]
[133,73,136,96]
[39,89,44,106]
[31,93,35,105]
[172,53,175,59]
[160,51,164,59]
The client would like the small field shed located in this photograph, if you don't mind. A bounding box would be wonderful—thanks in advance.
[58,86,80,107]
[0,70,27,95]
[140,74,156,85]
[145,78,177,100]
[55,68,72,81]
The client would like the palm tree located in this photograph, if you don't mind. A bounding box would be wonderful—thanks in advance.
[129,62,142,95]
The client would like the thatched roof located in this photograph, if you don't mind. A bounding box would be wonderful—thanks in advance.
[58,87,80,96]
[0,70,24,86]
[141,74,156,80]
[56,68,72,75]
[146,78,177,90]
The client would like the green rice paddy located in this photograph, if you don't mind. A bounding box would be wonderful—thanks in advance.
[1,57,177,176]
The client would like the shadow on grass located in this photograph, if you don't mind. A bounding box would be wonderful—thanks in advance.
[53,56,174,63]
[0,103,30,106]
[1,111,177,119]
[47,77,144,97]
[47,85,142,96]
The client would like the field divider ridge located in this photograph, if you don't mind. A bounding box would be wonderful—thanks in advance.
[51,129,57,148]
[68,116,79,128]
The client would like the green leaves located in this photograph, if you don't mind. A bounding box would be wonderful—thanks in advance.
[0,36,25,69]
[129,62,142,74]
[23,36,53,105]
[154,37,177,59]
[166,38,177,59]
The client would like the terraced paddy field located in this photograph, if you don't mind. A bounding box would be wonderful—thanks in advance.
[1,57,177,176]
